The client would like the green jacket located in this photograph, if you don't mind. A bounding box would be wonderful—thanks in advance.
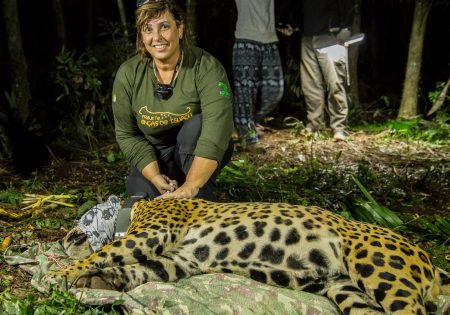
[112,46,234,172]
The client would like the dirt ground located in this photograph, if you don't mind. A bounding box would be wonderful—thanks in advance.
[237,127,449,173]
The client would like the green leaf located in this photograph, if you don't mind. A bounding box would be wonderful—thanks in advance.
[0,190,23,204]
[434,215,450,237]
[77,200,98,217]
[34,219,62,229]
[221,165,244,177]
[106,151,116,163]
[351,175,403,228]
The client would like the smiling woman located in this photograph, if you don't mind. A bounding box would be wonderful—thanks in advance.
[136,0,184,77]
[112,0,234,203]
[141,8,184,100]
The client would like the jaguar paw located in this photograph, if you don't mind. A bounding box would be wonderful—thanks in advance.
[74,274,116,290]
[42,270,73,291]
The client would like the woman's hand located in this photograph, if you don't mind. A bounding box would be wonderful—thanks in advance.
[151,174,178,195]
[156,181,199,199]
[142,161,178,194]
[155,156,218,200]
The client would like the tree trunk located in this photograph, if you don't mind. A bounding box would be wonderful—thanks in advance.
[397,0,431,119]
[348,0,361,106]
[117,0,128,37]
[186,0,197,45]
[52,0,66,49]
[1,0,31,123]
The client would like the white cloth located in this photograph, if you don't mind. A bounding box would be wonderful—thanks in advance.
[234,0,278,43]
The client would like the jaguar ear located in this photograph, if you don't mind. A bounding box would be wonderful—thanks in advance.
[62,227,93,260]
[65,228,88,244]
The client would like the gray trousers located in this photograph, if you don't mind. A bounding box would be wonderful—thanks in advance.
[300,35,348,132]
[233,39,284,141]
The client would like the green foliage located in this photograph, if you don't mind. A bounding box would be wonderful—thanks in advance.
[2,137,444,244]
[0,285,122,315]
[54,48,103,110]
[417,113,450,143]
[106,151,117,163]
[352,122,390,132]
[77,200,98,217]
[390,116,422,136]
[428,80,450,104]
[351,175,403,229]
[218,156,352,212]
[218,157,449,245]
[353,111,450,144]
[33,219,68,230]
[282,117,334,140]
[49,19,136,157]
[0,190,23,204]
[389,113,450,144]
[283,116,305,136]
[20,172,45,192]
[218,153,450,269]
[402,213,450,244]
[0,292,34,315]
[52,48,105,153]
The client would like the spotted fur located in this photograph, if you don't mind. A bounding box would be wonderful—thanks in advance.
[47,198,450,315]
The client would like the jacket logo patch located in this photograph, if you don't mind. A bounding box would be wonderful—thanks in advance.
[138,106,192,128]
[218,82,231,97]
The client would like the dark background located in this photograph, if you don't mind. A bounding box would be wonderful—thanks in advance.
[1,0,449,108]
[0,0,449,174]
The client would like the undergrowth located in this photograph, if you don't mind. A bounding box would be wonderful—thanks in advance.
[353,112,450,146]
[389,113,450,145]
[218,155,448,217]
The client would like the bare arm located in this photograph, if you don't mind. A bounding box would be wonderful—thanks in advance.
[156,156,218,199]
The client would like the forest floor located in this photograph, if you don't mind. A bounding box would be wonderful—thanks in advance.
[232,126,450,215]
[238,126,449,184]
[0,126,449,299]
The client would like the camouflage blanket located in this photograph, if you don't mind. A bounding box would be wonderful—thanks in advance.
[5,243,450,314]
[5,243,450,315]
[4,241,341,314]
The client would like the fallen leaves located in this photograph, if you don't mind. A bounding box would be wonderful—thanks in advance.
[1,236,12,251]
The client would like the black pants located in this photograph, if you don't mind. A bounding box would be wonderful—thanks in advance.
[125,114,234,201]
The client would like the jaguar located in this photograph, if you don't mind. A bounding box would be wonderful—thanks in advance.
[45,198,450,315]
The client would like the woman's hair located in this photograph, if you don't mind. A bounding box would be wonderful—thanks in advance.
[135,1,188,59]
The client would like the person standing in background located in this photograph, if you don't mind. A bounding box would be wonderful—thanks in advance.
[301,0,354,141]
[232,0,285,145]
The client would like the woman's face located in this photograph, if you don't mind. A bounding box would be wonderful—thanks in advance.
[141,10,183,64]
